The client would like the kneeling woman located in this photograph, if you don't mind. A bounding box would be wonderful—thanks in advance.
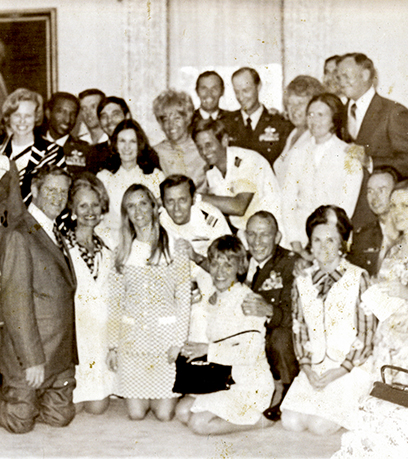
[281,205,376,435]
[176,235,273,435]
[107,184,191,421]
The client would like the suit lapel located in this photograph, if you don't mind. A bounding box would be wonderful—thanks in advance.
[25,213,76,288]
[356,93,382,145]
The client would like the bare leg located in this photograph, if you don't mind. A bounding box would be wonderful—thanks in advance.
[126,399,150,420]
[84,397,110,415]
[188,411,275,436]
[175,396,195,425]
[307,414,341,436]
[281,409,308,432]
[150,398,178,422]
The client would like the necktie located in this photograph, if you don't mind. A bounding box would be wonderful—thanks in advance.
[348,102,358,140]
[251,265,261,289]
[246,117,253,132]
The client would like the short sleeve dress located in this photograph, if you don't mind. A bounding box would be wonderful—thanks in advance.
[108,240,191,399]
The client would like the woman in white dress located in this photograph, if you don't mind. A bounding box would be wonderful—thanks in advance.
[281,93,363,257]
[66,173,116,414]
[281,205,376,435]
[96,119,164,248]
[274,75,323,187]
[176,235,273,435]
[107,184,191,422]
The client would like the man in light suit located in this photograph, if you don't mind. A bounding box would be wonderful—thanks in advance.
[224,67,293,167]
[190,71,230,131]
[242,211,299,420]
[338,52,408,177]
[0,164,77,434]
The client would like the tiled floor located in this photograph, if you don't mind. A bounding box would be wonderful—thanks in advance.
[0,398,342,458]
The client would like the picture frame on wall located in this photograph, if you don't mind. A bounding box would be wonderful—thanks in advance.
[0,8,57,110]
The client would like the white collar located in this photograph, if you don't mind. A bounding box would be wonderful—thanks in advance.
[28,203,57,244]
[351,86,375,117]
[46,131,69,147]
[241,104,263,129]
[199,108,219,120]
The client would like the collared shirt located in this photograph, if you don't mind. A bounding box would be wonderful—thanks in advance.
[45,131,69,148]
[246,255,272,285]
[79,131,109,145]
[28,202,57,245]
[241,103,264,130]
[206,146,282,231]
[199,108,220,120]
[348,86,376,137]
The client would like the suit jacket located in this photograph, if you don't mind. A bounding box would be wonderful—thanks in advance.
[86,141,120,175]
[190,108,231,131]
[348,93,408,177]
[224,106,293,167]
[249,245,298,330]
[0,211,77,384]
[347,220,383,277]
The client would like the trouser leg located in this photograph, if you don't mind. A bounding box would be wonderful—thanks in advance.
[38,367,76,428]
[0,385,39,434]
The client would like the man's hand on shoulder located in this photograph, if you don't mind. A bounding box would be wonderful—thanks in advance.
[25,364,45,389]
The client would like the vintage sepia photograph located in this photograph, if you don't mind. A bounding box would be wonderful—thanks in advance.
[0,1,407,458]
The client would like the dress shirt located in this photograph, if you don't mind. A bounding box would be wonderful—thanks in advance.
[199,108,220,120]
[28,203,58,245]
[241,104,264,130]
[348,86,376,138]
[45,131,69,148]
[246,255,272,285]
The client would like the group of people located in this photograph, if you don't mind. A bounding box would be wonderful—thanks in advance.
[0,51,408,441]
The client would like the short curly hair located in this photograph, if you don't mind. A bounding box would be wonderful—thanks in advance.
[68,172,109,215]
[2,88,44,127]
[152,89,195,126]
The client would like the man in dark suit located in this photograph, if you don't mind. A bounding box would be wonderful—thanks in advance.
[190,71,230,130]
[0,164,77,434]
[44,92,91,177]
[348,166,400,277]
[338,53,408,177]
[223,67,293,167]
[242,211,299,420]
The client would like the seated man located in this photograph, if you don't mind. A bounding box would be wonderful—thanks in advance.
[159,174,231,268]
[190,71,230,130]
[192,118,282,238]
[242,211,299,420]
[44,92,91,176]
[348,165,400,276]
[78,88,108,145]
[223,67,293,167]
[0,165,77,434]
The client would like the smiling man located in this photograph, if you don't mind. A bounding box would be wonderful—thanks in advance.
[223,67,293,167]
[44,92,91,176]
[0,164,77,434]
[242,211,299,420]
[190,71,230,130]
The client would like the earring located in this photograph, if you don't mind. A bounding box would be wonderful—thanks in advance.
[71,214,77,221]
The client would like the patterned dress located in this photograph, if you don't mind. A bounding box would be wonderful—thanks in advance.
[108,240,191,399]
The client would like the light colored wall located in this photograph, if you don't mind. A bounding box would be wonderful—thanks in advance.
[0,0,125,97]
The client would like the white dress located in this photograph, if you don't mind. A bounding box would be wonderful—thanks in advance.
[190,283,273,425]
[96,165,165,248]
[68,238,117,404]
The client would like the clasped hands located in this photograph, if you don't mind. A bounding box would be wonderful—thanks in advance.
[180,342,209,363]
[303,365,347,390]
[241,291,273,318]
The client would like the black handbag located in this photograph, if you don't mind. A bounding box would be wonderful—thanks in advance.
[370,365,408,408]
[172,330,260,395]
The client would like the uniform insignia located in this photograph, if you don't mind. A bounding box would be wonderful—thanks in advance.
[201,210,218,227]
[259,270,283,291]
[66,149,86,167]
[234,156,242,167]
[363,247,380,253]
[259,126,280,142]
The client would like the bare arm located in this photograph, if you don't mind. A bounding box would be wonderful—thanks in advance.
[201,192,254,217]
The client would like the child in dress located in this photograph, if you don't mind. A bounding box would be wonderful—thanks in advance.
[176,235,273,435]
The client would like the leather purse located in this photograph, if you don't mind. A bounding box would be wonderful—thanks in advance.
[370,365,408,408]
[172,330,260,395]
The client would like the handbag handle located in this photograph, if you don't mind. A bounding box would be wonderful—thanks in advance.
[381,365,408,388]
[213,329,261,344]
